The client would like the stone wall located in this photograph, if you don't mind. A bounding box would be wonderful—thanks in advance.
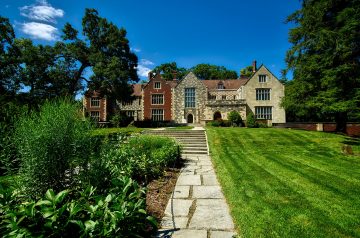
[173,72,207,123]
[242,65,286,123]
[118,96,143,121]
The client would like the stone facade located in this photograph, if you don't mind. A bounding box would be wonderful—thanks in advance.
[84,62,286,125]
[242,65,286,124]
[172,72,207,123]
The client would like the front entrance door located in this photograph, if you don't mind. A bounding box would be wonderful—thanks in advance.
[187,114,194,123]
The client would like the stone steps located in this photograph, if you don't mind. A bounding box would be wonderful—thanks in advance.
[144,129,208,155]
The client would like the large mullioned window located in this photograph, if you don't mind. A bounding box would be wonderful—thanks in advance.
[256,89,270,100]
[151,94,164,105]
[255,106,272,120]
[185,88,195,108]
[151,109,164,121]
[90,111,100,121]
[90,97,100,107]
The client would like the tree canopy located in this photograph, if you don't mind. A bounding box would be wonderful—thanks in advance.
[151,62,238,80]
[0,9,138,108]
[239,65,254,78]
[283,0,360,131]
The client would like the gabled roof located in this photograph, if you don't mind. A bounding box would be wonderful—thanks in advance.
[132,84,143,96]
[202,78,249,90]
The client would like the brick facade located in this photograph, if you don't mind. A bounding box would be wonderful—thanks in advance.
[143,73,174,121]
[83,91,108,122]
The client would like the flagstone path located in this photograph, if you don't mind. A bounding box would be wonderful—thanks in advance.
[146,128,236,238]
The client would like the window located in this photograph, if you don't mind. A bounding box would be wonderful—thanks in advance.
[222,95,227,100]
[138,97,141,105]
[152,109,164,121]
[151,94,164,105]
[90,97,100,107]
[259,75,267,83]
[233,95,236,100]
[126,111,135,118]
[256,89,271,100]
[90,111,100,121]
[154,82,161,89]
[122,101,132,106]
[255,107,272,119]
[218,83,224,89]
[185,88,195,108]
[208,95,216,100]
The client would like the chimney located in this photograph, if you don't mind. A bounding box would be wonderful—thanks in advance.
[148,71,153,80]
[172,71,177,81]
[252,60,257,73]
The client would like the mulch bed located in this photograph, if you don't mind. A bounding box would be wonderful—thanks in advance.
[146,161,183,224]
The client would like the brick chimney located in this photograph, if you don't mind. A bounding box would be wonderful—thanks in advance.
[252,60,257,73]
[148,71,153,80]
[172,71,177,81]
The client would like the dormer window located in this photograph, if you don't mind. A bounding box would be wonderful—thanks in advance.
[217,83,224,89]
[154,82,161,89]
[259,75,267,83]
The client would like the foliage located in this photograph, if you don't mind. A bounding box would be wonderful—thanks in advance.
[191,63,238,79]
[283,0,360,131]
[14,99,94,198]
[246,112,258,128]
[207,119,231,127]
[206,127,360,237]
[100,135,180,184]
[239,65,254,78]
[0,177,155,237]
[152,62,187,80]
[109,112,133,127]
[227,110,243,126]
[91,127,144,137]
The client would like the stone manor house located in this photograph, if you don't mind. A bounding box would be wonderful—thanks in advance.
[83,61,286,125]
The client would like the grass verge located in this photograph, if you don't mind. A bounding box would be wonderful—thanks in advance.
[206,127,360,238]
[91,127,144,136]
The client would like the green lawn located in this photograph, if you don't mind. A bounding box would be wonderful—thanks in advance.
[206,127,360,238]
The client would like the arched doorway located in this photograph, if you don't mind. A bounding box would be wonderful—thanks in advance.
[187,114,194,123]
[213,111,222,120]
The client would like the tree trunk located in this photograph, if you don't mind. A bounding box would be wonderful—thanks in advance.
[335,112,347,133]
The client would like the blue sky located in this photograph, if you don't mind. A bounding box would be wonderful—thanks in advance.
[0,0,301,80]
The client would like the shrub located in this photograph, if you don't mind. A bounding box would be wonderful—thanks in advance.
[227,110,243,126]
[0,177,156,237]
[246,112,258,128]
[207,119,231,127]
[14,98,95,198]
[100,135,180,184]
[110,112,132,127]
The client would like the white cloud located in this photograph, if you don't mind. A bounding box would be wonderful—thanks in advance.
[140,59,154,66]
[131,47,141,53]
[20,22,59,41]
[20,0,64,23]
[137,64,152,78]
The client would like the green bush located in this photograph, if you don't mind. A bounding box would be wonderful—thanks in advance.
[0,177,155,237]
[246,112,258,128]
[207,119,231,127]
[110,112,133,127]
[100,135,180,184]
[14,99,95,198]
[227,110,243,126]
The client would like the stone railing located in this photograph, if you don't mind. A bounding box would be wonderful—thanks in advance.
[205,99,246,107]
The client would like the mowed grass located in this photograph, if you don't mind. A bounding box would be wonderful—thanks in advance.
[91,127,144,136]
[206,127,360,238]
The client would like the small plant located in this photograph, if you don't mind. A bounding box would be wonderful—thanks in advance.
[246,112,258,128]
[228,110,243,127]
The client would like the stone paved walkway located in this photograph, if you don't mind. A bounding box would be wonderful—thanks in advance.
[156,131,236,237]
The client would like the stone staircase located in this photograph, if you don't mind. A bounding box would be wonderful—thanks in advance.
[143,129,208,155]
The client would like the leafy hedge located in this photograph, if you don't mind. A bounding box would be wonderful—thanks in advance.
[0,177,155,237]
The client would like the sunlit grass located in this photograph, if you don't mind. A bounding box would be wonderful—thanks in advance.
[206,128,360,238]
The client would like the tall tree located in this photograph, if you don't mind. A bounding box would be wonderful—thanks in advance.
[191,64,238,79]
[152,62,187,80]
[283,0,360,131]
[56,8,139,101]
